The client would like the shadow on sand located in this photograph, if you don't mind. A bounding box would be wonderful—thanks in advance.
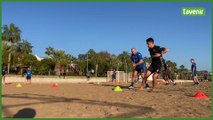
[2,93,154,118]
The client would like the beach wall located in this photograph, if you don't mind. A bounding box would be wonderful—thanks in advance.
[3,76,193,83]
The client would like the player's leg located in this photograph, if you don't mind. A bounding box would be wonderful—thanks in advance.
[113,76,116,85]
[29,79,31,85]
[141,73,145,81]
[152,72,159,91]
[195,76,199,85]
[128,70,138,88]
[2,75,6,85]
[193,72,199,85]
[162,71,168,85]
[140,70,152,90]
[27,77,30,84]
[151,65,162,91]
[168,73,176,85]
[25,76,28,84]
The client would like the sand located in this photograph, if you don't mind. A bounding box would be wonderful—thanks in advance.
[2,81,212,118]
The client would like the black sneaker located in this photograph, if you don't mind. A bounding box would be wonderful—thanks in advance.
[173,83,176,86]
[128,85,134,89]
[193,82,199,86]
[145,84,150,89]
[145,84,149,88]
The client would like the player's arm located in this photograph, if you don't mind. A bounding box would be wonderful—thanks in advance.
[136,59,144,66]
[152,47,169,58]
[161,48,169,55]
[135,54,144,66]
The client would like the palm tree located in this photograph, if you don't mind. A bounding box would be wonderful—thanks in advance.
[16,40,33,74]
[87,49,100,76]
[17,40,33,54]
[118,51,131,72]
[2,23,21,74]
[45,47,73,76]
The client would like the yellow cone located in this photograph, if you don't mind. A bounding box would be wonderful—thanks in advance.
[114,86,122,92]
[16,83,22,88]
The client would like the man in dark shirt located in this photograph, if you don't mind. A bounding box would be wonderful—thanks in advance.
[140,38,169,91]
[112,68,117,84]
[162,59,176,85]
[2,65,7,85]
[191,58,199,85]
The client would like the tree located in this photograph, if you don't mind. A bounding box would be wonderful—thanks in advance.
[97,51,112,75]
[22,54,38,67]
[15,40,34,73]
[2,41,9,65]
[166,60,178,78]
[179,65,189,79]
[77,54,87,73]
[2,23,22,74]
[17,40,33,54]
[45,47,74,75]
[37,58,55,75]
[45,47,55,58]
[87,49,100,76]
[117,51,132,72]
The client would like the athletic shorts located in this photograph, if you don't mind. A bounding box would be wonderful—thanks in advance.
[148,64,162,74]
[112,75,116,80]
[134,67,146,73]
[192,71,197,77]
[26,76,31,80]
[2,72,6,76]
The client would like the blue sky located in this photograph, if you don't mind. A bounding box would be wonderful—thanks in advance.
[2,2,212,71]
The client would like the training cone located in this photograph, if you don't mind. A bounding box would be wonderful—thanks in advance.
[16,83,22,88]
[114,86,122,92]
[51,83,58,88]
[194,91,208,99]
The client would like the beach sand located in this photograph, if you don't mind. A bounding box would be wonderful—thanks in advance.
[2,81,212,118]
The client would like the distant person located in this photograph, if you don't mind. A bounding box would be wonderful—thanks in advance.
[204,71,208,82]
[22,68,27,77]
[63,71,66,79]
[191,59,199,86]
[162,59,176,85]
[140,38,169,91]
[86,70,91,81]
[128,48,147,89]
[26,67,32,85]
[2,65,7,85]
[112,68,117,84]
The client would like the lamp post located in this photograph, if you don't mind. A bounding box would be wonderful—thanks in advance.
[87,54,88,73]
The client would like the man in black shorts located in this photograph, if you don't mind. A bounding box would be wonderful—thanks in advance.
[140,38,169,91]
[112,68,117,84]
[2,65,7,85]
[162,59,176,85]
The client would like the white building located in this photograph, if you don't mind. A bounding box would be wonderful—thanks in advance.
[34,54,44,61]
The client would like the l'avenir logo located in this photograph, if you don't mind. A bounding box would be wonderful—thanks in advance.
[182,7,206,16]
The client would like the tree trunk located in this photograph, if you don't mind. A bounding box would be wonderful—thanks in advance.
[48,70,51,76]
[7,40,12,74]
[95,64,98,77]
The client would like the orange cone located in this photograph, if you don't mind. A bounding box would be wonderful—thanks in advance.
[194,91,208,99]
[51,83,58,88]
